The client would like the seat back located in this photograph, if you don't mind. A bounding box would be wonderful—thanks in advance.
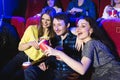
[99,0,110,17]
[25,0,45,19]
[11,16,25,39]
[25,16,40,29]
[101,19,120,57]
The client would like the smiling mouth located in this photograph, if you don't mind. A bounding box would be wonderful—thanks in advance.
[55,31,60,34]
[78,32,82,36]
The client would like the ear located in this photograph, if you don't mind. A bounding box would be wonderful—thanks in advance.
[67,23,70,28]
[89,28,93,35]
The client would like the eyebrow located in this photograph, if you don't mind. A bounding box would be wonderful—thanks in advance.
[81,23,88,26]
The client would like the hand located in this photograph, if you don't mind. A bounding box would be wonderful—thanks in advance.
[44,45,62,60]
[75,37,84,51]
[44,45,58,56]
[70,7,82,13]
[28,40,39,50]
[38,62,48,71]
[73,8,83,12]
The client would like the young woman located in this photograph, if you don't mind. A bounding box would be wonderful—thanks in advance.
[102,0,120,19]
[0,7,56,80]
[44,17,120,80]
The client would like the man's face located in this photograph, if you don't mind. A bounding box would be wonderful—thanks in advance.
[53,18,68,36]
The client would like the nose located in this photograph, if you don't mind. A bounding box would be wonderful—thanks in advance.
[76,26,81,30]
[54,26,58,31]
[44,19,48,23]
[76,26,81,32]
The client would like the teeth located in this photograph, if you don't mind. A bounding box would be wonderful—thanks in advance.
[78,33,82,36]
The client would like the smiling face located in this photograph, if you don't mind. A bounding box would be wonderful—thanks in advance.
[53,18,68,36]
[47,0,55,7]
[76,19,93,41]
[41,14,51,29]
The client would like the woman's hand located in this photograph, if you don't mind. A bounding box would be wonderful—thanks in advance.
[69,7,83,14]
[28,40,39,50]
[18,40,39,51]
[38,62,48,71]
[44,45,62,60]
[75,37,84,51]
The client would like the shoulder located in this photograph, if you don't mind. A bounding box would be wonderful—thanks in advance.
[23,25,38,35]
[85,40,108,51]
[85,39,100,48]
[104,5,111,10]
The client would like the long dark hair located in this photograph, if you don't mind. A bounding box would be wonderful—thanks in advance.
[76,17,102,40]
[38,7,56,39]
[76,16,119,60]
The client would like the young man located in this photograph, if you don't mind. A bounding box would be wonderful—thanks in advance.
[24,12,82,80]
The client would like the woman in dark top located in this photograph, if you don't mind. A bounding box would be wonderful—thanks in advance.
[44,16,120,80]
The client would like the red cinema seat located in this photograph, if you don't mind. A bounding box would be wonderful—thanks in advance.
[11,16,25,39]
[25,16,40,29]
[101,19,120,57]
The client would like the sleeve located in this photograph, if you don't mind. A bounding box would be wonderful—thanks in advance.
[19,26,36,44]
[101,6,109,19]
[66,2,74,12]
[82,41,94,60]
[88,1,96,19]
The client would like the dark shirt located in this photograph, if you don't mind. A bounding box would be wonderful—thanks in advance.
[46,31,81,80]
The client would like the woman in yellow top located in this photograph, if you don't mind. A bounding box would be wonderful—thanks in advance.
[0,7,56,80]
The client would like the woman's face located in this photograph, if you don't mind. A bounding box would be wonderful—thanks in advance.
[41,14,51,28]
[47,0,55,7]
[76,19,93,40]
[114,0,120,4]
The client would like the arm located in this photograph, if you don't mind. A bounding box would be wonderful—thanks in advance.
[18,26,39,51]
[87,1,96,19]
[44,45,91,75]
[18,40,39,51]
[58,51,91,75]
[102,5,112,19]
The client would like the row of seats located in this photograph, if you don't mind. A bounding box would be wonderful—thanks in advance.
[11,0,111,38]
[25,0,110,19]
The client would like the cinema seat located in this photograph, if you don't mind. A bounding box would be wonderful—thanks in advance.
[25,16,40,29]
[101,19,120,57]
[11,16,25,39]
